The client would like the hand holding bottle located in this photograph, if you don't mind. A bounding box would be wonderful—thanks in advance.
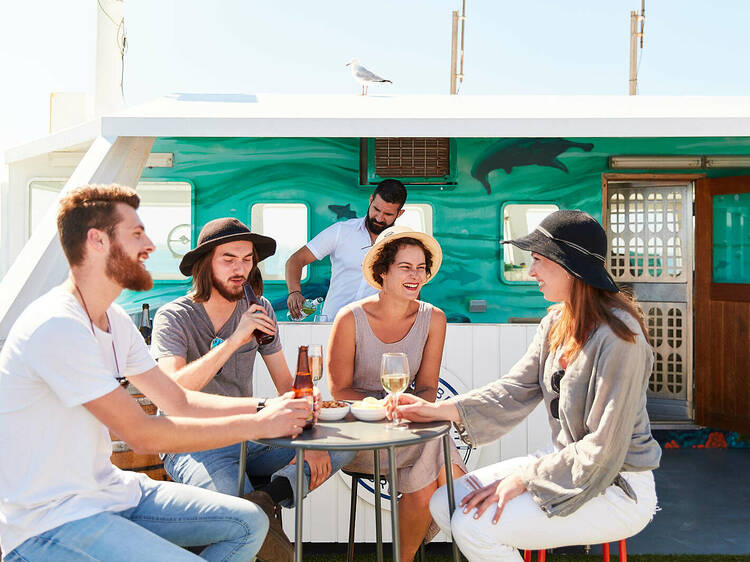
[232,305,276,346]
[254,392,311,438]
[287,290,306,320]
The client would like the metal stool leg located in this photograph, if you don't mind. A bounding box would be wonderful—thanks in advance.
[388,446,401,562]
[236,440,247,497]
[346,474,358,562]
[373,451,383,562]
[294,449,304,562]
[442,434,461,562]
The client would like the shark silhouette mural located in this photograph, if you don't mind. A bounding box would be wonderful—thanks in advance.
[328,203,357,219]
[471,138,594,194]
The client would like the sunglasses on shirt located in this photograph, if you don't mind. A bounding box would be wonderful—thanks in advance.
[550,369,565,420]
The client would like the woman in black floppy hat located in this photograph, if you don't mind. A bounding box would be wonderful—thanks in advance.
[391,210,661,561]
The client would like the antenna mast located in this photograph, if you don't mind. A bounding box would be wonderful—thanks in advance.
[629,0,646,95]
[450,1,467,95]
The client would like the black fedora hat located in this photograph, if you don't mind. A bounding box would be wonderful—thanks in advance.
[179,218,276,277]
[502,210,618,292]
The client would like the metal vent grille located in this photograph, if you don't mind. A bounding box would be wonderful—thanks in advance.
[374,138,450,178]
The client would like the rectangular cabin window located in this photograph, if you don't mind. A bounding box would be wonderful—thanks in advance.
[395,203,434,235]
[501,203,559,282]
[712,193,750,283]
[27,180,192,280]
[251,203,309,282]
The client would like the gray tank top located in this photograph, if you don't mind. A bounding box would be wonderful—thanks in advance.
[350,300,433,398]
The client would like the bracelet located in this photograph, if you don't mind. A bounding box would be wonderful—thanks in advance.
[288,290,302,297]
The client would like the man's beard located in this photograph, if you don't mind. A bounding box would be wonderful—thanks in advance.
[212,273,246,302]
[365,214,392,235]
[106,240,153,291]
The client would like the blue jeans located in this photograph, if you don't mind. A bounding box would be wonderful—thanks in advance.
[164,442,355,508]
[5,476,267,561]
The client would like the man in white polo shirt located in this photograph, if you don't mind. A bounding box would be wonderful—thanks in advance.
[285,179,407,320]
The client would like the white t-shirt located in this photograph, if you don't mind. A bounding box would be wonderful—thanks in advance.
[306,217,378,319]
[0,286,157,555]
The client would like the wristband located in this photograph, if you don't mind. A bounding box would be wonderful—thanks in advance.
[256,398,267,412]
[288,290,302,297]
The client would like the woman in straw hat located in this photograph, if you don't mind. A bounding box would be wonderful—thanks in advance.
[327,225,467,561]
[391,211,661,562]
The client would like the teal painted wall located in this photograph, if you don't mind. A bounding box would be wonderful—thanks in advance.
[119,136,750,323]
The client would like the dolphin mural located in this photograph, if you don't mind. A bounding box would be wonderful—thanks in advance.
[471,138,594,194]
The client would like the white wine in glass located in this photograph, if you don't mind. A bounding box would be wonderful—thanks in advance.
[380,352,410,429]
[308,344,323,384]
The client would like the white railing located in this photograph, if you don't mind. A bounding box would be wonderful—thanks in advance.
[252,322,551,543]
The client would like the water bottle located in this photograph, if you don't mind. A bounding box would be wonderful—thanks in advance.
[287,297,323,322]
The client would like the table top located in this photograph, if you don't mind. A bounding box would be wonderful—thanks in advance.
[253,415,451,451]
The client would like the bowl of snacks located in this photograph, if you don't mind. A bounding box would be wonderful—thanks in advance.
[319,400,350,421]
[350,396,387,422]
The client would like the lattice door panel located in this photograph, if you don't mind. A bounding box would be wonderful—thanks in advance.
[642,301,689,401]
[607,186,691,283]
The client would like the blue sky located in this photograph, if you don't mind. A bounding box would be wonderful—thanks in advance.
[2,0,750,166]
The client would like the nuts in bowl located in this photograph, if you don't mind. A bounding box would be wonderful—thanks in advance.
[319,400,350,421]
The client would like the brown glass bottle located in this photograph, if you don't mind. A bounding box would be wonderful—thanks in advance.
[242,282,275,346]
[139,303,152,345]
[293,345,315,430]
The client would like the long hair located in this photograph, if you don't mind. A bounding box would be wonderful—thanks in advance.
[189,248,264,303]
[548,279,650,363]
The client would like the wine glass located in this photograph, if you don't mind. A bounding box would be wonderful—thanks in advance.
[380,352,410,429]
[308,344,324,386]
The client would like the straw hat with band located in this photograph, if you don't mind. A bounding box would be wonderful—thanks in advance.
[362,225,443,290]
[179,217,276,277]
[501,210,618,293]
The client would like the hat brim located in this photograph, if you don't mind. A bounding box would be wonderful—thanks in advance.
[362,231,443,290]
[179,232,277,277]
[502,230,618,292]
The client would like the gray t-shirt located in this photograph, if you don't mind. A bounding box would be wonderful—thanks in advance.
[150,295,282,397]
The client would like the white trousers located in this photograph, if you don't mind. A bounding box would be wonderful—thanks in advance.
[429,456,658,562]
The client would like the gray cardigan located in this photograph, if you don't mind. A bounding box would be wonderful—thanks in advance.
[454,307,662,517]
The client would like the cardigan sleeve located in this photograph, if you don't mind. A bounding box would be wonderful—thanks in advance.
[452,315,548,447]
[517,330,654,517]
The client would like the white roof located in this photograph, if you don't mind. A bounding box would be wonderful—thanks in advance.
[7,94,750,163]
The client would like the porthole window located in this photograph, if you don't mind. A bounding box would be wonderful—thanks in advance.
[395,203,433,235]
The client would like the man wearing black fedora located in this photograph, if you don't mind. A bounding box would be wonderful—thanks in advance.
[151,218,355,561]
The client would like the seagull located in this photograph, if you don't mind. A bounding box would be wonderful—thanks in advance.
[346,58,392,96]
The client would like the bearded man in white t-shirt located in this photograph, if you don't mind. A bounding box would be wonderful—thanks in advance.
[285,179,406,321]
[0,184,310,561]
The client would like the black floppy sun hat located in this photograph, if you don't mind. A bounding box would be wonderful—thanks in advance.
[502,210,618,292]
[179,218,276,277]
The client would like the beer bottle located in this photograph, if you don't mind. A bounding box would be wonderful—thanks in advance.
[242,282,275,346]
[293,345,314,430]
[139,303,152,345]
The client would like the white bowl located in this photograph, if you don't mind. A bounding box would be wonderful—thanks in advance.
[319,403,350,421]
[350,404,387,422]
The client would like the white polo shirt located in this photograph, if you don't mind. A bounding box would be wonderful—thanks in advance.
[306,217,378,319]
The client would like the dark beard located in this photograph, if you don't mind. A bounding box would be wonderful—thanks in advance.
[365,214,390,235]
[106,240,153,291]
[211,272,245,302]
